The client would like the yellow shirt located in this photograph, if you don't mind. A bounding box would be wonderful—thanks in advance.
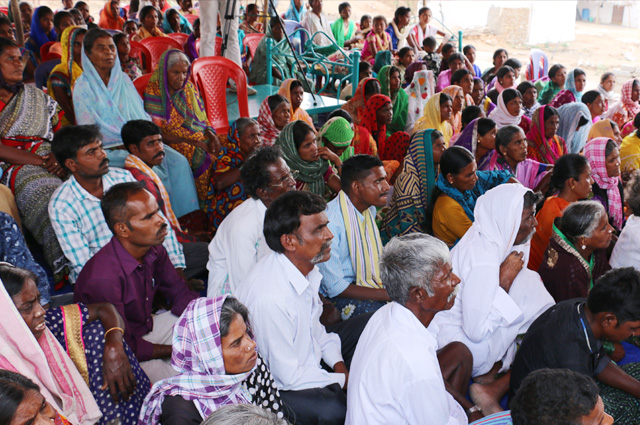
[432,194,472,247]
[620,132,640,173]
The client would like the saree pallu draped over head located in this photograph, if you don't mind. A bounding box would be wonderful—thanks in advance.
[257,97,283,146]
[0,284,101,425]
[452,118,493,170]
[378,65,409,135]
[362,93,410,163]
[441,85,464,134]
[47,26,84,126]
[605,79,640,129]
[341,77,379,126]
[138,296,256,425]
[98,0,125,30]
[275,120,329,196]
[162,8,193,34]
[584,137,624,230]
[278,78,314,126]
[29,6,57,51]
[382,129,437,242]
[557,102,593,154]
[414,93,454,145]
[526,105,567,164]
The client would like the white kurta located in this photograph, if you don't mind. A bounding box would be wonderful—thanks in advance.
[236,252,345,391]
[206,197,270,297]
[301,11,336,47]
[429,184,554,376]
[346,303,468,425]
[610,214,640,271]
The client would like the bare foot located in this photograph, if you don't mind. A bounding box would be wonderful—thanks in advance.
[469,382,504,416]
[473,362,502,385]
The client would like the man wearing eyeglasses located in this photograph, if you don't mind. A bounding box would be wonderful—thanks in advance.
[206,146,296,297]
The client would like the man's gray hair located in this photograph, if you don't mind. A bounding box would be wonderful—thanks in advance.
[167,50,191,70]
[380,233,450,305]
[201,404,289,425]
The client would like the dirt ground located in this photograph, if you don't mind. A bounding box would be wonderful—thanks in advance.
[32,0,637,93]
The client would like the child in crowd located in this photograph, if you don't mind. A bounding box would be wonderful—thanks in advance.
[114,32,143,80]
[185,18,200,62]
[421,36,441,77]
[356,14,371,39]
[395,46,415,81]
[123,19,138,37]
[463,44,482,78]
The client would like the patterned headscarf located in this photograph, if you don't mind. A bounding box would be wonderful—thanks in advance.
[441,85,464,133]
[144,49,212,135]
[257,96,285,146]
[404,61,427,87]
[29,6,57,50]
[362,94,392,146]
[317,117,354,148]
[584,137,623,229]
[526,105,566,164]
[138,296,256,425]
[275,120,329,195]
[341,77,379,125]
[620,79,640,118]
[588,119,617,142]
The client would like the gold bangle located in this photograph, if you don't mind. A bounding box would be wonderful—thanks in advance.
[104,327,124,340]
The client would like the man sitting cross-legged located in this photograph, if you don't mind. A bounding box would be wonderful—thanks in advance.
[206,146,296,296]
[317,155,391,319]
[74,182,199,384]
[347,233,482,424]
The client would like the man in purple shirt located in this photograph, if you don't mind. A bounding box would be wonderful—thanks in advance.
[74,182,199,383]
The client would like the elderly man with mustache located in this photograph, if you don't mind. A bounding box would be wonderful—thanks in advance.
[317,155,392,320]
[236,190,372,425]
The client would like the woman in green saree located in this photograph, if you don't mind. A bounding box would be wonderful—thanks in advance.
[377,65,409,136]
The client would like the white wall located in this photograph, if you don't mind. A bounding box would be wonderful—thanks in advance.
[529,1,577,44]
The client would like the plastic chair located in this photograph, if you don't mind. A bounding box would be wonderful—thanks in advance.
[129,40,153,73]
[195,39,200,55]
[242,33,264,59]
[34,58,61,91]
[526,49,549,83]
[168,32,190,46]
[0,6,8,15]
[184,14,198,25]
[133,73,153,98]
[283,19,305,53]
[192,56,249,134]
[40,41,61,62]
[140,37,184,70]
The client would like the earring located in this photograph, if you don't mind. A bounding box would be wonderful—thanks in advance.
[571,184,575,190]
[581,239,586,250]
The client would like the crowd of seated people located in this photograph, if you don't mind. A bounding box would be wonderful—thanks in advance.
[2,1,640,424]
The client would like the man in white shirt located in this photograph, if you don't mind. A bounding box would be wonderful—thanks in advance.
[301,0,336,47]
[207,146,296,296]
[236,191,368,425]
[347,233,480,425]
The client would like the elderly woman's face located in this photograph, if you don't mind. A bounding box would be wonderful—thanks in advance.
[221,313,257,375]
[11,279,46,341]
[272,101,291,130]
[544,114,560,139]
[167,59,189,92]
[238,123,262,157]
[0,46,25,85]
[10,389,57,425]
[585,214,614,251]
[86,36,117,72]
[448,160,478,192]
[501,129,528,163]
[20,3,33,22]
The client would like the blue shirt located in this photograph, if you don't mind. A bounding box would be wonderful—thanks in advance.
[317,194,378,298]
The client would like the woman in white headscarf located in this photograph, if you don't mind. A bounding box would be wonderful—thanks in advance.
[557,102,593,154]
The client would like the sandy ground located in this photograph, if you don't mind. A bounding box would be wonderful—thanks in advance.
[30,0,637,93]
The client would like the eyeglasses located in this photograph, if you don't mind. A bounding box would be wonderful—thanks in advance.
[269,170,299,189]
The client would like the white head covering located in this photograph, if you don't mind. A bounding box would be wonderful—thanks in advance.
[489,90,524,128]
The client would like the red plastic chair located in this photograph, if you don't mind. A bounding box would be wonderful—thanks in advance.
[133,73,153,98]
[129,40,153,74]
[195,39,200,55]
[40,41,61,62]
[192,56,249,134]
[0,7,8,15]
[242,33,264,60]
[194,37,221,57]
[184,14,198,25]
[140,37,184,70]
[167,33,190,46]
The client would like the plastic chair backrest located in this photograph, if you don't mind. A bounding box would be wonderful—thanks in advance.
[133,73,153,98]
[40,41,60,62]
[168,33,190,46]
[0,7,8,15]
[195,39,200,55]
[35,58,61,90]
[129,40,153,74]
[215,35,222,56]
[140,37,184,70]
[192,56,249,134]
[184,14,198,25]
[526,49,549,82]
[243,33,264,59]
